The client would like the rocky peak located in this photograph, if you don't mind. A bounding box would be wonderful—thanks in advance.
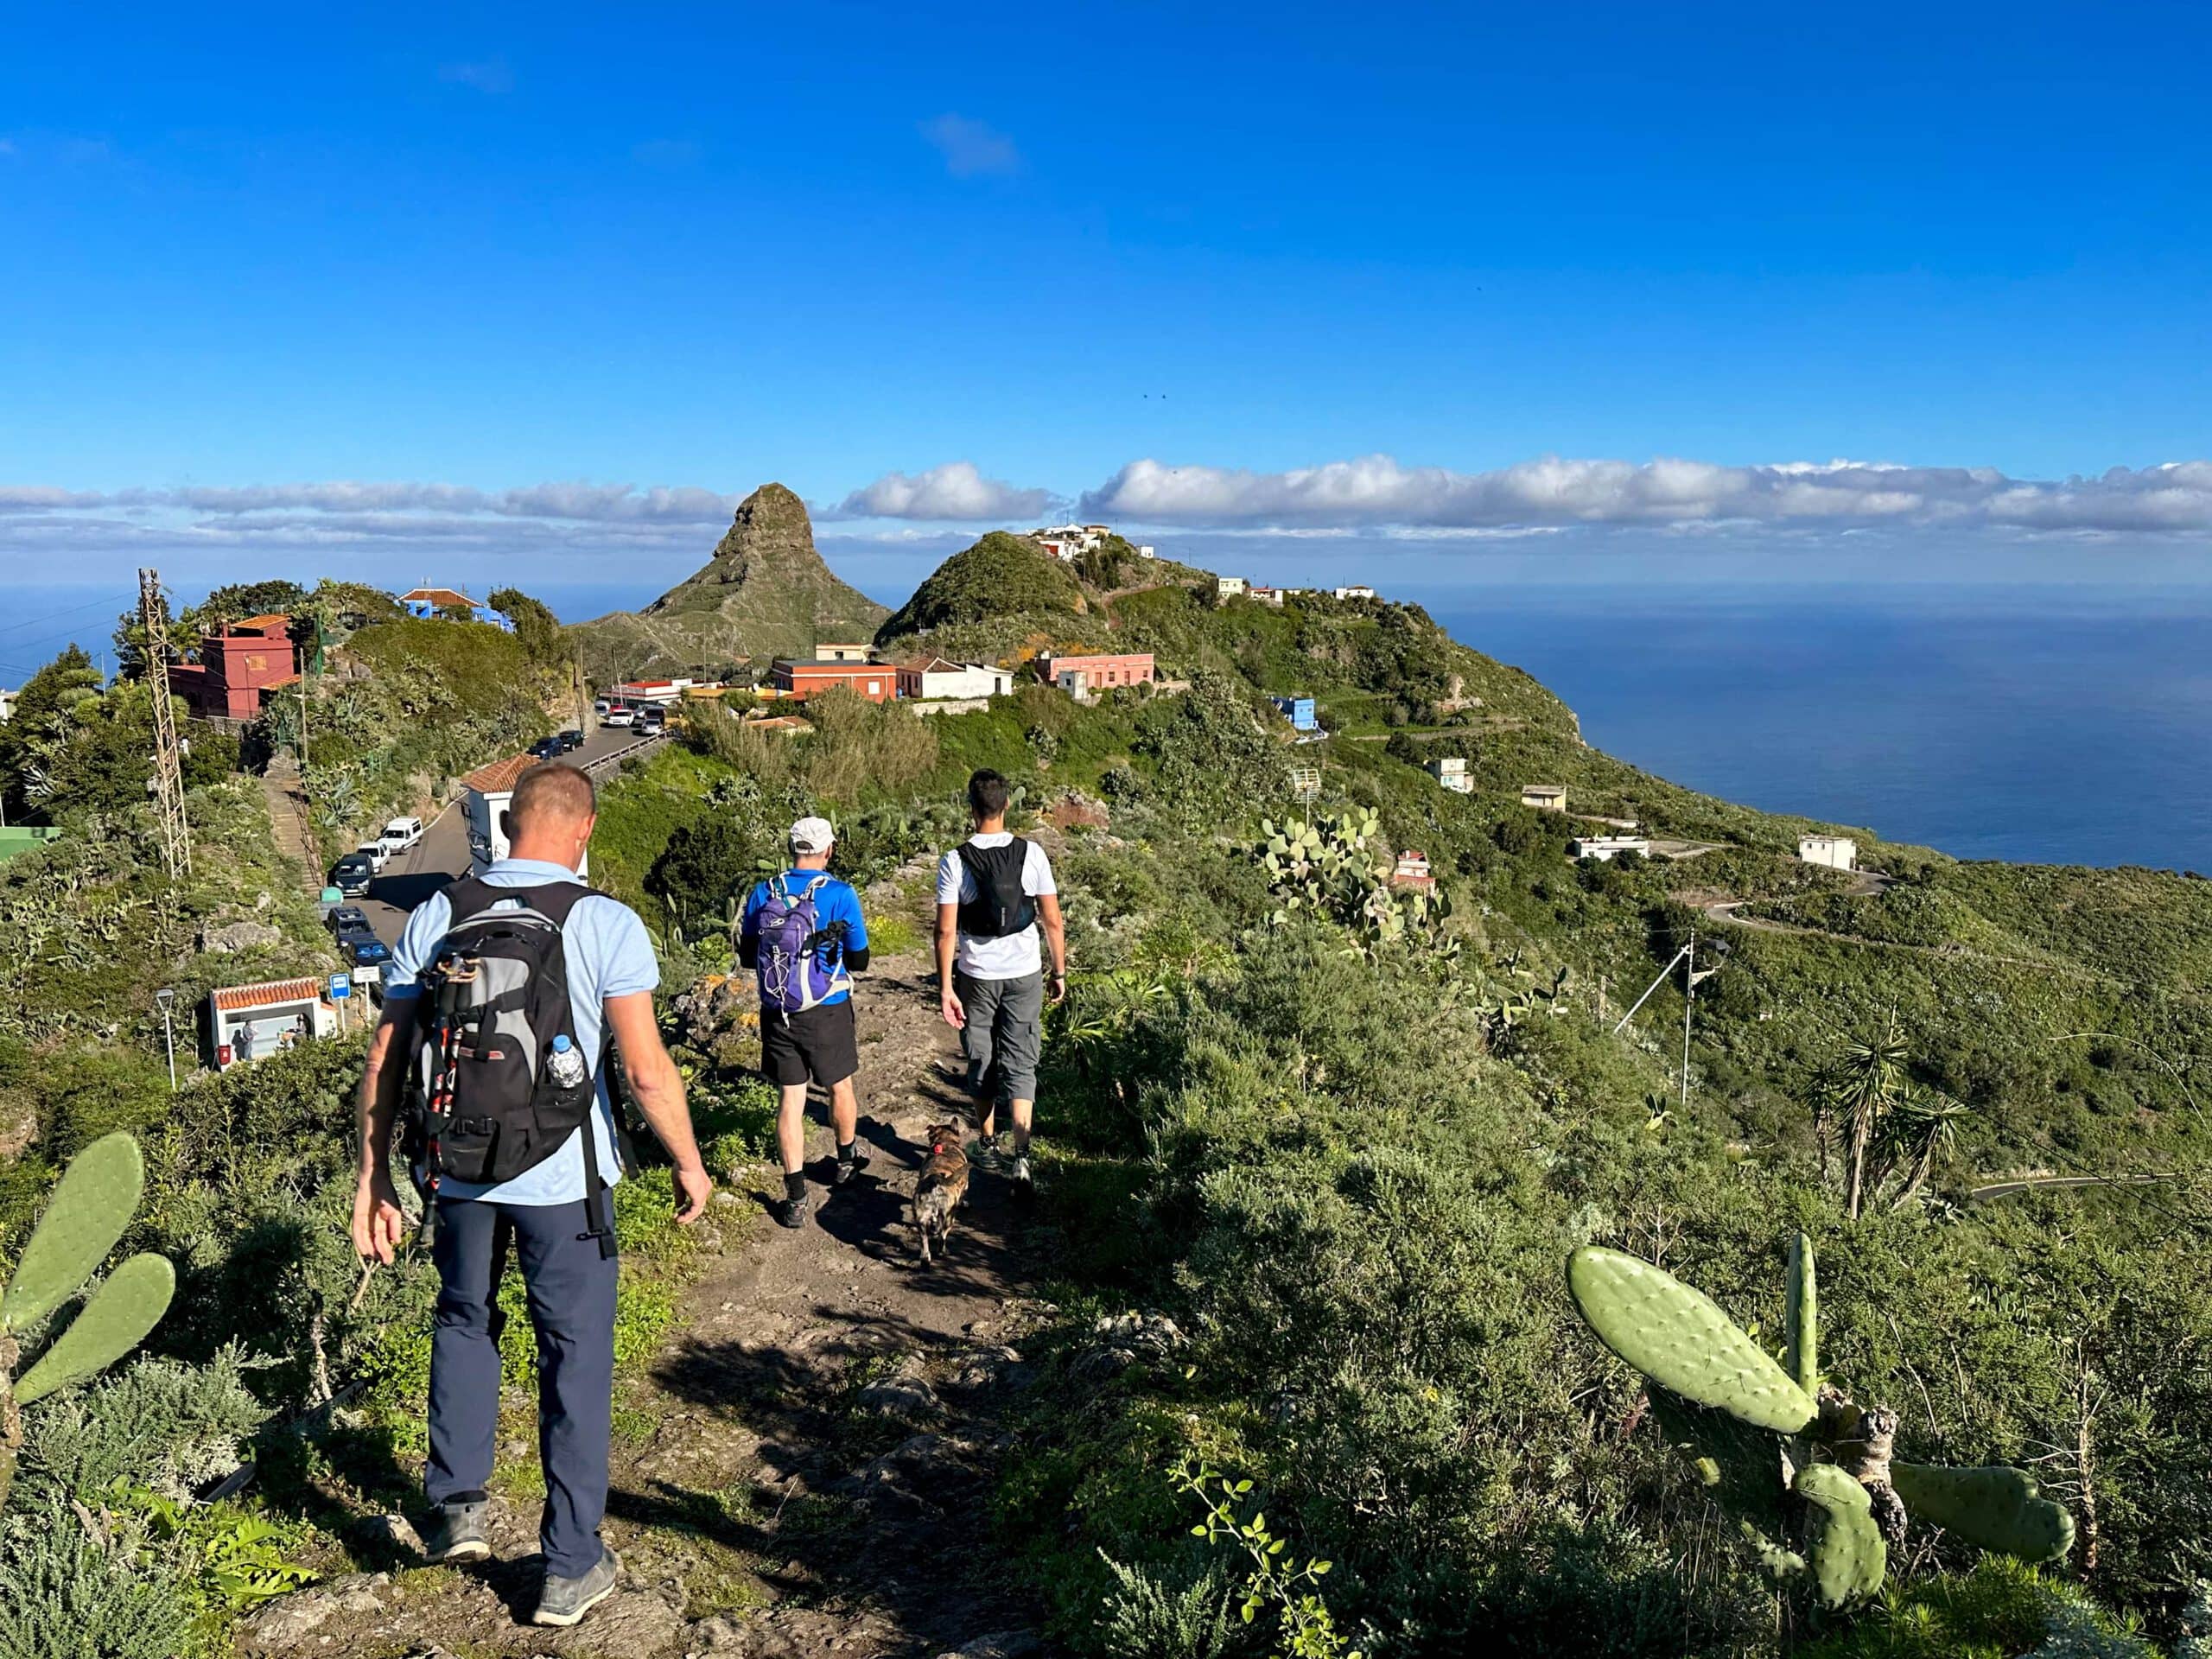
[686,481,818,594]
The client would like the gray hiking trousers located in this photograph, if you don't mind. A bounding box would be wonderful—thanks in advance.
[954,969,1045,1109]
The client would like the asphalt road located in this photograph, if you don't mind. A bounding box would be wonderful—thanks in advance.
[346,724,664,950]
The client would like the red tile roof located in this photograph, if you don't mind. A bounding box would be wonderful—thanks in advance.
[229,613,294,633]
[462,753,539,793]
[212,976,327,1013]
[403,587,478,607]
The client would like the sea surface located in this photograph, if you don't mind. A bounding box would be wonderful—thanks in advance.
[7,578,2208,873]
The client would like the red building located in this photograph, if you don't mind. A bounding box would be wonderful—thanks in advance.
[1039,652,1155,696]
[768,659,897,703]
[170,614,300,721]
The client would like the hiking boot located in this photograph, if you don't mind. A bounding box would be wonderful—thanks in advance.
[833,1148,872,1186]
[1010,1154,1033,1192]
[423,1498,491,1564]
[773,1193,809,1229]
[971,1135,1005,1173]
[534,1545,620,1627]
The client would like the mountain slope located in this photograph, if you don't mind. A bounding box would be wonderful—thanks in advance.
[572,483,887,683]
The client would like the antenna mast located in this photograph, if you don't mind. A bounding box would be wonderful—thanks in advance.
[137,567,193,879]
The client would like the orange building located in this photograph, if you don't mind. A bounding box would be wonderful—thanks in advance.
[768,659,897,703]
[171,613,299,721]
[1039,652,1155,696]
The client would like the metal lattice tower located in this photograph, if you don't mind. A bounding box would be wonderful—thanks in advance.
[138,567,193,879]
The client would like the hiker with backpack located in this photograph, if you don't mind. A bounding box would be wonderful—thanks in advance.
[738,815,874,1229]
[937,769,1067,1190]
[351,763,712,1630]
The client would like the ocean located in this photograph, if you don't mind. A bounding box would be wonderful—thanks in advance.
[7,576,2207,873]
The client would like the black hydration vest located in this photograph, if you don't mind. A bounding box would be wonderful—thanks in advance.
[957,839,1037,938]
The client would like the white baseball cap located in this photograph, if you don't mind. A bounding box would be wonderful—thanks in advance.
[788,816,836,855]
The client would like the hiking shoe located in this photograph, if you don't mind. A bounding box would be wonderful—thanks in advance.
[1010,1154,1033,1192]
[423,1499,491,1564]
[970,1136,1005,1173]
[534,1545,620,1627]
[773,1193,809,1229]
[833,1149,871,1186]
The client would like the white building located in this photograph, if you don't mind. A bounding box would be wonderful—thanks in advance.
[1799,834,1859,871]
[1216,575,1248,598]
[462,753,591,877]
[1427,756,1472,794]
[814,644,874,664]
[0,688,14,722]
[896,658,1014,701]
[1136,544,1157,559]
[1522,785,1567,813]
[1571,835,1653,862]
[1334,584,1376,600]
[1249,585,1287,607]
[209,976,340,1071]
[611,677,692,704]
[1034,523,1110,562]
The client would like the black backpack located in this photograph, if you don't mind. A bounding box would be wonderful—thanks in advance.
[405,878,616,1255]
[957,839,1037,938]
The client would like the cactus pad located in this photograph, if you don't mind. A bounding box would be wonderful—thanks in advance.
[1893,1462,2075,1563]
[1784,1230,1818,1399]
[1567,1246,1816,1433]
[1796,1463,1887,1609]
[1,1132,145,1335]
[15,1252,175,1405]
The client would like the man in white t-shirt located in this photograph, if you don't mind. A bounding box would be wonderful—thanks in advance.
[936,769,1066,1188]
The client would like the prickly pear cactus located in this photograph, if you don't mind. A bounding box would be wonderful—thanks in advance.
[1784,1230,1818,1399]
[1567,1245,1817,1433]
[1796,1463,1888,1609]
[1891,1462,2075,1563]
[0,1131,145,1334]
[0,1131,176,1507]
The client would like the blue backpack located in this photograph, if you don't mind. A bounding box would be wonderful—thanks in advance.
[756,874,845,1014]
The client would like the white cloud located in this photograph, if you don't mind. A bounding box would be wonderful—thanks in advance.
[918,113,1020,178]
[1079,454,2212,534]
[439,56,514,94]
[833,461,1055,521]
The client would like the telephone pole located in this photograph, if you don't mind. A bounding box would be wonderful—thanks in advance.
[138,568,194,880]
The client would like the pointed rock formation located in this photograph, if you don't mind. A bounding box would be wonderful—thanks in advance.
[571,484,887,682]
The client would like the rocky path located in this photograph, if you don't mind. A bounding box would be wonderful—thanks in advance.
[244,916,1059,1659]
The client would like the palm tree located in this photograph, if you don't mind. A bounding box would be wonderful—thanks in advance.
[1815,1010,1910,1220]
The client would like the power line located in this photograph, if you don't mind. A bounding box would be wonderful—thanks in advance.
[0,589,136,641]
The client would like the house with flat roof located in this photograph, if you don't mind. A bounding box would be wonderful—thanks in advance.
[1334,584,1376,600]
[770,659,896,703]
[1522,785,1567,813]
[1216,575,1248,599]
[1799,834,1858,871]
[814,643,875,664]
[1570,835,1652,862]
[1039,652,1156,699]
[1273,695,1318,732]
[1389,849,1435,890]
[1427,756,1472,794]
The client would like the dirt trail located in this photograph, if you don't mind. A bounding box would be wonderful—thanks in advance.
[243,905,1058,1659]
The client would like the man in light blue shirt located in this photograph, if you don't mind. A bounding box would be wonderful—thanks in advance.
[353,763,710,1630]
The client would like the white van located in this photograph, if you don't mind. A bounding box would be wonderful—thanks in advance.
[378,816,424,856]
[356,839,390,873]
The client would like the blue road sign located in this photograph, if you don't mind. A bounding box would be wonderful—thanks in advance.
[329,973,352,1000]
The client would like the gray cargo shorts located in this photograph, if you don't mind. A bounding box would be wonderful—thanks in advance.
[954,969,1045,1109]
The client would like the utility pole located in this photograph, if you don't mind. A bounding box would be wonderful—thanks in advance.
[1680,931,1696,1115]
[155,988,177,1091]
[137,568,193,879]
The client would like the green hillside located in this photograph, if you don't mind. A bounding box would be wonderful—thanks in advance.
[572,482,888,683]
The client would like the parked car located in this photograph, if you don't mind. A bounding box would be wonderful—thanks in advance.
[593,698,610,719]
[356,839,390,873]
[327,904,371,935]
[378,816,424,856]
[345,934,391,969]
[638,705,666,734]
[529,735,563,760]
[603,705,635,728]
[331,854,376,896]
[317,885,345,922]
[557,728,585,751]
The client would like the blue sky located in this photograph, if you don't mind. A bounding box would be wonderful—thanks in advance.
[3,1,2209,594]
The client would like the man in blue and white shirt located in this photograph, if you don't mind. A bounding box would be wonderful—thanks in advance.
[739,816,873,1230]
[352,763,710,1630]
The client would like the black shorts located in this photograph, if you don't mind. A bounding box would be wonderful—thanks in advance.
[760,1000,859,1088]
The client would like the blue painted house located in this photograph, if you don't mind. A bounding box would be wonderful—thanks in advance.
[400,586,514,631]
[1273,695,1318,732]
